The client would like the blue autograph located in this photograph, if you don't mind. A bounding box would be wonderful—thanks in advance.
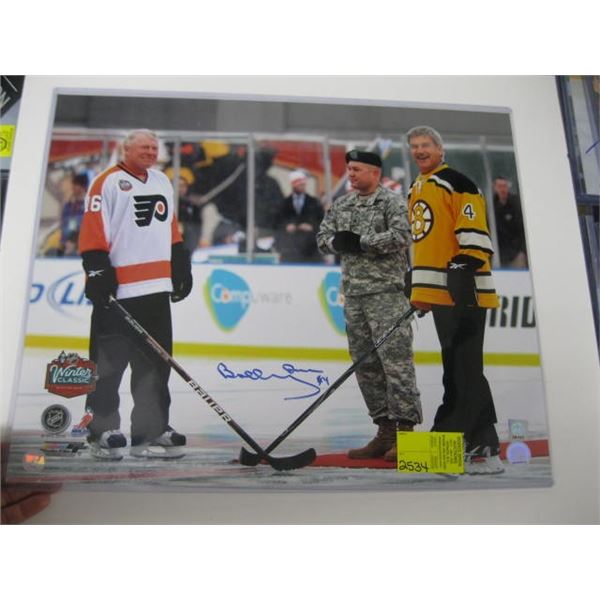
[216,362,330,400]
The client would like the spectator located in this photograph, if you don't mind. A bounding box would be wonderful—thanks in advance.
[58,173,88,255]
[275,170,324,263]
[176,173,204,254]
[254,146,285,235]
[493,176,527,268]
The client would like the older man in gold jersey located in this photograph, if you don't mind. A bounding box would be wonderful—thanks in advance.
[406,126,504,475]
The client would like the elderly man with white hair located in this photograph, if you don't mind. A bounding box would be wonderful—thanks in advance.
[79,129,192,461]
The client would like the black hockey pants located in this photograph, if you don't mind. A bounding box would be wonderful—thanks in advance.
[430,305,499,451]
[86,292,173,445]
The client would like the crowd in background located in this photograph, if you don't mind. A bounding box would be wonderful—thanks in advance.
[39,140,528,269]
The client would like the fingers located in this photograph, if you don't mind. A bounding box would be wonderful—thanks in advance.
[1,491,52,525]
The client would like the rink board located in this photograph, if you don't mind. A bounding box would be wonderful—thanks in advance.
[25,258,540,362]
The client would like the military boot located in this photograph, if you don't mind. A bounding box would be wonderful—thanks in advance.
[347,419,397,459]
[383,421,415,462]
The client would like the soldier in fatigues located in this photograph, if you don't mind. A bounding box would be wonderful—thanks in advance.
[317,150,421,462]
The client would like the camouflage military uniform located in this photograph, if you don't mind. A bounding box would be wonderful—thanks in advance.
[317,185,422,425]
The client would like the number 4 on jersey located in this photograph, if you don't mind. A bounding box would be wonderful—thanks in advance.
[462,203,476,220]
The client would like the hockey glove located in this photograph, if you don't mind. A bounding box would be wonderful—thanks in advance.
[446,254,484,307]
[81,250,118,307]
[171,242,193,303]
[332,231,363,253]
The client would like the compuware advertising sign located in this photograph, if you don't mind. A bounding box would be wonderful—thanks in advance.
[27,259,538,356]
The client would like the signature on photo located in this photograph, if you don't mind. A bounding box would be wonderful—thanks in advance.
[216,362,330,400]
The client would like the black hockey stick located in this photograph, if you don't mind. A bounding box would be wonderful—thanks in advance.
[108,296,316,471]
[239,305,418,466]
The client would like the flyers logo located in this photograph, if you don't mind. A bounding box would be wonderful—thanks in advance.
[133,194,169,227]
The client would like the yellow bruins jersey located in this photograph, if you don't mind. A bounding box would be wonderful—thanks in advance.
[407,163,499,308]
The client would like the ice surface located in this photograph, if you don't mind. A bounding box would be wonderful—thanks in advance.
[6,350,552,492]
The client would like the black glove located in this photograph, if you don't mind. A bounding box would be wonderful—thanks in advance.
[81,251,118,307]
[446,254,484,307]
[332,231,363,253]
[171,242,193,303]
[403,270,412,300]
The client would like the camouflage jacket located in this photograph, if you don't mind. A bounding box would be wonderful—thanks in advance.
[317,185,411,296]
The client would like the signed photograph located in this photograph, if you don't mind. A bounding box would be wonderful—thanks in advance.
[5,88,552,492]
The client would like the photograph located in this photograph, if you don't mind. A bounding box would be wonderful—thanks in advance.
[5,87,551,492]
[1,75,597,525]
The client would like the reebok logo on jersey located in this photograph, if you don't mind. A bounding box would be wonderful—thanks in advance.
[133,194,169,227]
[448,262,468,270]
[87,269,105,277]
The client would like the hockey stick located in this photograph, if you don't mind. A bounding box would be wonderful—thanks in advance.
[108,296,316,471]
[239,306,418,466]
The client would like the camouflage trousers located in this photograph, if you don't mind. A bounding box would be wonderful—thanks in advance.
[344,292,422,425]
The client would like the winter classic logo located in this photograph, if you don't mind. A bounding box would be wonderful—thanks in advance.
[204,269,251,331]
[318,271,346,335]
[44,351,98,398]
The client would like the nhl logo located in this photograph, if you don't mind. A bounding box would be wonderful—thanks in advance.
[45,351,98,398]
[119,179,133,191]
[41,404,72,435]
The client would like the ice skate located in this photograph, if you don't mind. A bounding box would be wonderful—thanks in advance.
[88,430,127,461]
[464,445,505,475]
[130,428,187,459]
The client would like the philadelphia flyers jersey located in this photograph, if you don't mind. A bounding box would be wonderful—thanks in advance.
[79,162,183,300]
[407,163,499,308]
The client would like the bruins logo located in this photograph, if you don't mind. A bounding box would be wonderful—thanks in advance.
[410,200,434,241]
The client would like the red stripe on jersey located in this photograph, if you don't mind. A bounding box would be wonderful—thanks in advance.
[116,260,171,284]
[79,211,109,252]
[78,165,122,253]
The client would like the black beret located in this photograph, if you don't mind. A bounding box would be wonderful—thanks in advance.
[345,150,382,168]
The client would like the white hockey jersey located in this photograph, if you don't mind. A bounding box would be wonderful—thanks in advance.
[79,162,183,300]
